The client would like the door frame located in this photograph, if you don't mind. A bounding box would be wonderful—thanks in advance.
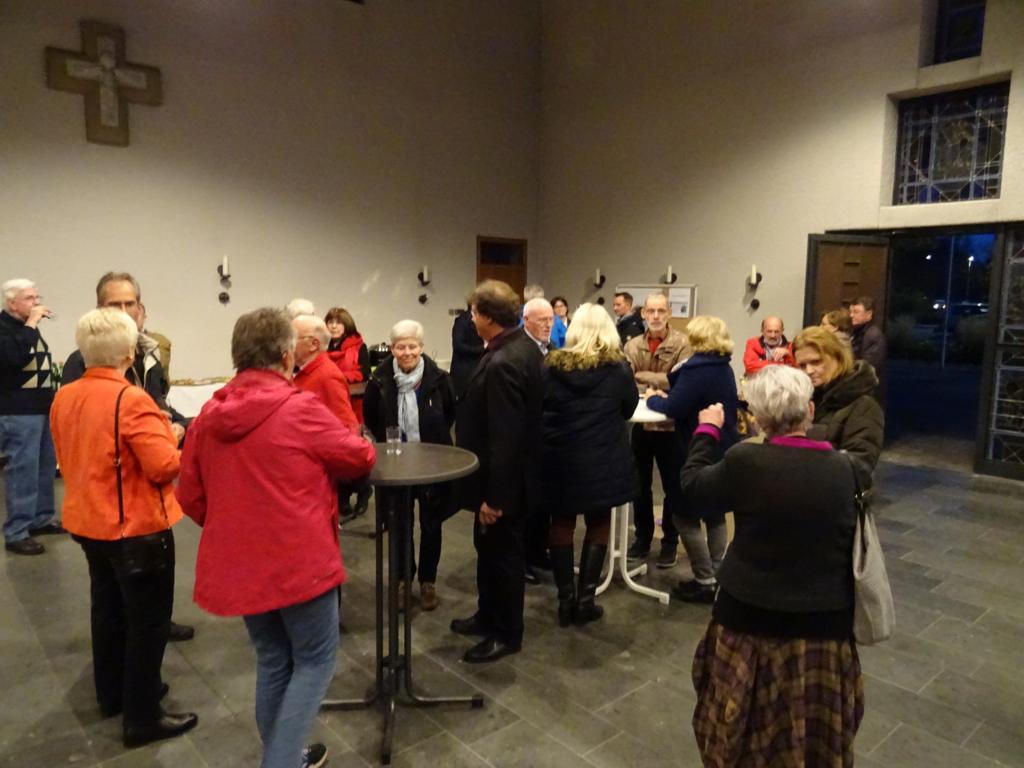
[818,221,1023,480]
[803,233,890,327]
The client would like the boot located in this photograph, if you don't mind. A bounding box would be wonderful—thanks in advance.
[575,542,607,626]
[549,546,576,627]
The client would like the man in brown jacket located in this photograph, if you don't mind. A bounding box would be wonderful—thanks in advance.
[623,292,690,568]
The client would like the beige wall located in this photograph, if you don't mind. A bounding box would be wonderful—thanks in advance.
[536,0,1024,376]
[0,0,540,376]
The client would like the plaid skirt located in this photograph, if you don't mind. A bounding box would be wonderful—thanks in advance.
[692,621,863,768]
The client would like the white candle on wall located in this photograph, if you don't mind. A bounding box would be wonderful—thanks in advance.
[222,255,229,276]
[667,265,673,280]
[595,268,601,284]
[422,265,429,282]
[751,264,757,285]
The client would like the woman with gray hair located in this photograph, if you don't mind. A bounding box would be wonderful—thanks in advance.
[178,307,376,768]
[363,319,456,611]
[679,364,863,767]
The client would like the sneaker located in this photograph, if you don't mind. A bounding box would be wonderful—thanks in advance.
[655,542,678,569]
[420,582,438,611]
[672,579,717,604]
[625,540,650,564]
[301,743,328,768]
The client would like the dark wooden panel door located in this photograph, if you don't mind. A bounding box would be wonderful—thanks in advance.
[804,235,891,327]
[477,236,527,298]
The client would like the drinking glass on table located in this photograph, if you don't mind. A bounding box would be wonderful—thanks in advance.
[385,426,402,455]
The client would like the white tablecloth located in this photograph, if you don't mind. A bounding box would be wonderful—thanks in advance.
[167,383,226,418]
[631,398,668,424]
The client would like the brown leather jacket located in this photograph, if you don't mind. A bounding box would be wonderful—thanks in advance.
[623,328,690,431]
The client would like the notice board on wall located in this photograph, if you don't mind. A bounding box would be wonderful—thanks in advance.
[615,283,698,318]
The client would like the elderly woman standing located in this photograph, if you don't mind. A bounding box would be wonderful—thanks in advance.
[681,365,863,767]
[542,304,638,625]
[793,326,884,489]
[178,308,375,768]
[645,315,739,603]
[364,319,456,611]
[50,309,197,747]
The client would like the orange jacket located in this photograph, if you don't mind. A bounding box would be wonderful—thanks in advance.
[51,367,183,540]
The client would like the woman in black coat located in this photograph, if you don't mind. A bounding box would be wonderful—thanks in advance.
[542,303,639,626]
[364,319,456,611]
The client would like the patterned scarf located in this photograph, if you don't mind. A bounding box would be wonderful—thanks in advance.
[394,356,424,443]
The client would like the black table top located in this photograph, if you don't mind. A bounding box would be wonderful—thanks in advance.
[369,443,479,486]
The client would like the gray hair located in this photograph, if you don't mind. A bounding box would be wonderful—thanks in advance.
[3,278,35,303]
[96,272,141,304]
[286,298,316,318]
[523,297,552,317]
[76,308,138,368]
[745,365,814,438]
[523,284,545,301]
[389,319,424,345]
[293,313,330,349]
[232,308,296,372]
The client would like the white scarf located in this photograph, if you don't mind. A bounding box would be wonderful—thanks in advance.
[395,356,424,443]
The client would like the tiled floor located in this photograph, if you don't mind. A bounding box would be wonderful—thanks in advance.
[2,460,1024,767]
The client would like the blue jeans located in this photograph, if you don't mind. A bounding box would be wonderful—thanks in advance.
[243,588,339,768]
[0,414,57,543]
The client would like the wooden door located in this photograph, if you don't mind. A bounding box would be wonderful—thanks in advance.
[804,234,891,327]
[477,236,527,298]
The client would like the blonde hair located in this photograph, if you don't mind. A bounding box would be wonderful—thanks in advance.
[561,303,623,360]
[389,319,424,345]
[76,308,138,368]
[686,316,734,355]
[793,325,854,379]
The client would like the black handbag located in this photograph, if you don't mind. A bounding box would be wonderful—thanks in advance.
[114,386,173,577]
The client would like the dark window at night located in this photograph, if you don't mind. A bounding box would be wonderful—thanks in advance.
[934,0,986,64]
[893,82,1009,206]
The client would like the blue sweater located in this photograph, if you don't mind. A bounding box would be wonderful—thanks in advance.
[646,352,739,454]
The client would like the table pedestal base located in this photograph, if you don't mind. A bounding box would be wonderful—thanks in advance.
[595,503,670,605]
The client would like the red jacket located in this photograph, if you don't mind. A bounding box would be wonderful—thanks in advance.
[177,369,376,616]
[51,367,183,540]
[743,336,795,376]
[294,352,358,429]
[327,333,367,384]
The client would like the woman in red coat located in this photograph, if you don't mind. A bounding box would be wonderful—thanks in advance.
[178,308,376,768]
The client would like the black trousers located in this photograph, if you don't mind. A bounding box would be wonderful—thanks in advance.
[524,502,551,567]
[75,533,174,728]
[394,486,445,584]
[631,426,681,548]
[472,507,526,645]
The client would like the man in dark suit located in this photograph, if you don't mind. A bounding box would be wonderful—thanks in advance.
[452,280,544,663]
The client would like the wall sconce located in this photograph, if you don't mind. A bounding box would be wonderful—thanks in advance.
[746,264,762,289]
[418,293,428,304]
[596,296,606,306]
[217,256,231,304]
[593,268,606,289]
[661,265,677,284]
[417,265,430,287]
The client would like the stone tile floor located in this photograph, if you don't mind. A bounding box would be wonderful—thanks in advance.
[2,460,1024,767]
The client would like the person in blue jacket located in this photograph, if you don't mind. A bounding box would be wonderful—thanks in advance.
[645,315,739,603]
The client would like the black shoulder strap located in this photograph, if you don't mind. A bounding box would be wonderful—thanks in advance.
[114,386,131,532]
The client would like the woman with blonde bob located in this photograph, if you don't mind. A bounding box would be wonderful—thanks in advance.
[681,365,863,767]
[51,308,197,747]
[792,326,883,489]
[646,315,739,603]
[541,303,638,626]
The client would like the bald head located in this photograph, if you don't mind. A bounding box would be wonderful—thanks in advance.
[523,298,554,343]
[292,314,329,366]
[761,316,785,347]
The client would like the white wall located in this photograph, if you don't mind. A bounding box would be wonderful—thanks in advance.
[535,0,1024,376]
[0,0,541,377]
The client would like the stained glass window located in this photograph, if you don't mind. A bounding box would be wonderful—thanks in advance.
[894,82,1009,206]
[986,228,1024,469]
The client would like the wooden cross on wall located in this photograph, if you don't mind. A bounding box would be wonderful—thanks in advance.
[45,20,162,147]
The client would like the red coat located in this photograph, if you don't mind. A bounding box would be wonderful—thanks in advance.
[294,352,358,429]
[327,333,366,384]
[743,336,795,376]
[177,369,376,616]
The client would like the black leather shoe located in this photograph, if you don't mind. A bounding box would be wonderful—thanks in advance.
[101,683,169,718]
[168,621,195,642]
[123,712,198,747]
[523,565,541,585]
[463,637,521,664]
[5,538,44,556]
[28,522,67,536]
[450,614,488,637]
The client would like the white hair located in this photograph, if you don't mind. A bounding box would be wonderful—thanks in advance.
[76,308,138,368]
[3,278,35,303]
[523,297,553,317]
[293,313,330,348]
[523,284,545,301]
[745,365,814,438]
[286,298,316,318]
[389,319,424,345]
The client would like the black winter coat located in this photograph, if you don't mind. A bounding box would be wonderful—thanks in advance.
[449,310,484,398]
[455,328,544,516]
[541,351,639,513]
[363,354,455,446]
[811,360,884,490]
